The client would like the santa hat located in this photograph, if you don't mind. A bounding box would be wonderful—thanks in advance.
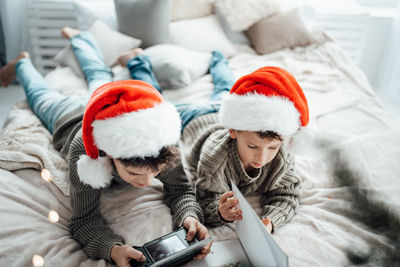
[77,80,181,188]
[219,66,311,148]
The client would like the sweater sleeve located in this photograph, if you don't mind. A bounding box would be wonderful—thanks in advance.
[157,159,204,227]
[68,131,124,262]
[195,171,231,227]
[260,154,301,231]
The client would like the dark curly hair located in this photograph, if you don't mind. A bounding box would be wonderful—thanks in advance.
[117,145,180,171]
[256,130,283,141]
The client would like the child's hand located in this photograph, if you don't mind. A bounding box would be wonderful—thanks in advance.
[183,216,212,259]
[218,191,242,222]
[111,244,145,267]
[261,217,273,233]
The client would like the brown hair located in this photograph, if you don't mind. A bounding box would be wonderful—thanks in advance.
[117,145,180,171]
[256,130,284,141]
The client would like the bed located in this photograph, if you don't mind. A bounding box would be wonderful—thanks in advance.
[1,0,400,266]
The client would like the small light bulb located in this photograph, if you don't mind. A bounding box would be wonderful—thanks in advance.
[41,168,53,182]
[32,255,44,266]
[48,210,59,223]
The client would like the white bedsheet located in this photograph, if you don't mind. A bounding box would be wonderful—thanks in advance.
[0,40,399,266]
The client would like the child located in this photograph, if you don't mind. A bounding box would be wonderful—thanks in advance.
[0,28,211,266]
[178,51,309,233]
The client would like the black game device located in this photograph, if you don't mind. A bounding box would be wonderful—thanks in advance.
[130,227,211,267]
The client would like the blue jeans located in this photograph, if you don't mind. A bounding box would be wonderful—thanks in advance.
[175,51,235,131]
[70,32,113,94]
[16,33,160,133]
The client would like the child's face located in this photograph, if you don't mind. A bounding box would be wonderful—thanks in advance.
[112,159,163,188]
[229,130,282,171]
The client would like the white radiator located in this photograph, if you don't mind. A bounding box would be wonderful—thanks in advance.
[313,12,370,66]
[25,0,77,75]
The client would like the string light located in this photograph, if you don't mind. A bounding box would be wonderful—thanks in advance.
[41,168,53,182]
[32,255,44,266]
[48,210,59,223]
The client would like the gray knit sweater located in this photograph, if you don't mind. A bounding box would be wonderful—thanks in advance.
[52,108,203,262]
[181,113,301,230]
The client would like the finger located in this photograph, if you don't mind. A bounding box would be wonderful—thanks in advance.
[195,241,212,260]
[129,248,146,262]
[220,191,234,203]
[235,208,242,216]
[186,222,197,242]
[225,198,239,208]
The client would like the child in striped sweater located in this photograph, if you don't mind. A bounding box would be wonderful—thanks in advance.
[177,51,310,233]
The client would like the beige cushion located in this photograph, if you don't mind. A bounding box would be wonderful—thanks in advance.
[246,8,315,55]
[170,0,214,21]
[214,0,279,31]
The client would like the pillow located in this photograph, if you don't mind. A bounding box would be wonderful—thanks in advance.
[72,0,117,30]
[214,5,251,46]
[246,8,315,55]
[54,20,141,77]
[114,0,169,48]
[170,0,213,21]
[143,44,212,89]
[214,0,279,31]
[169,15,237,58]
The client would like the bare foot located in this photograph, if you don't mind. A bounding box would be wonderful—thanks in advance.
[0,52,29,88]
[116,48,144,67]
[61,27,80,39]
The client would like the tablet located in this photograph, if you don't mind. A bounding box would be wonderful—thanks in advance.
[130,227,212,267]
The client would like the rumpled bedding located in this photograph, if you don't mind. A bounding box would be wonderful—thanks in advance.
[0,40,399,266]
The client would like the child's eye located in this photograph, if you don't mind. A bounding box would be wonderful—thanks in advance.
[248,145,256,149]
[269,147,278,150]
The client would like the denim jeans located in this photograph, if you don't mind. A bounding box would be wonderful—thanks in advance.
[16,33,160,133]
[175,50,235,131]
[69,32,113,94]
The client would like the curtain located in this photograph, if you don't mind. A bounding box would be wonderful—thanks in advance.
[0,0,32,63]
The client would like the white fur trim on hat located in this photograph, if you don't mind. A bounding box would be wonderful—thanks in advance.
[92,101,181,159]
[76,155,113,189]
[219,93,301,137]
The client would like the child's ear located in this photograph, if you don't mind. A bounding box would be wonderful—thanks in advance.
[229,129,237,139]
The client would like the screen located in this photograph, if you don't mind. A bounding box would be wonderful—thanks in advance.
[146,235,186,261]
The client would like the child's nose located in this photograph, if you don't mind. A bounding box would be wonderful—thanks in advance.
[142,174,154,186]
[256,150,269,164]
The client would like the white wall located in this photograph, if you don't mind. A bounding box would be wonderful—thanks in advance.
[359,15,393,89]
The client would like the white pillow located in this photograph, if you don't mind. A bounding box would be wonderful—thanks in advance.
[72,0,117,30]
[214,0,279,31]
[54,20,141,77]
[169,15,237,58]
[170,0,214,21]
[143,44,212,89]
[214,5,251,45]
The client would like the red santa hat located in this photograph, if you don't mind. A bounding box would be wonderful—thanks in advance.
[76,80,181,188]
[219,66,310,145]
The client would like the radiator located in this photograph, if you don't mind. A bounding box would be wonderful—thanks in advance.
[313,12,370,66]
[26,0,78,75]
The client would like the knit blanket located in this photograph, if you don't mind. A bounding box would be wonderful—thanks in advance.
[1,41,400,266]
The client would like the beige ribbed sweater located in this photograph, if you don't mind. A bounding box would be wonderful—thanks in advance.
[181,113,301,230]
[52,109,203,262]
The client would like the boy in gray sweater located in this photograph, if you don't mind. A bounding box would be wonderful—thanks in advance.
[0,28,210,266]
[178,51,310,233]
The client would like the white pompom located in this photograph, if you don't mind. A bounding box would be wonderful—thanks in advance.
[76,155,113,189]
